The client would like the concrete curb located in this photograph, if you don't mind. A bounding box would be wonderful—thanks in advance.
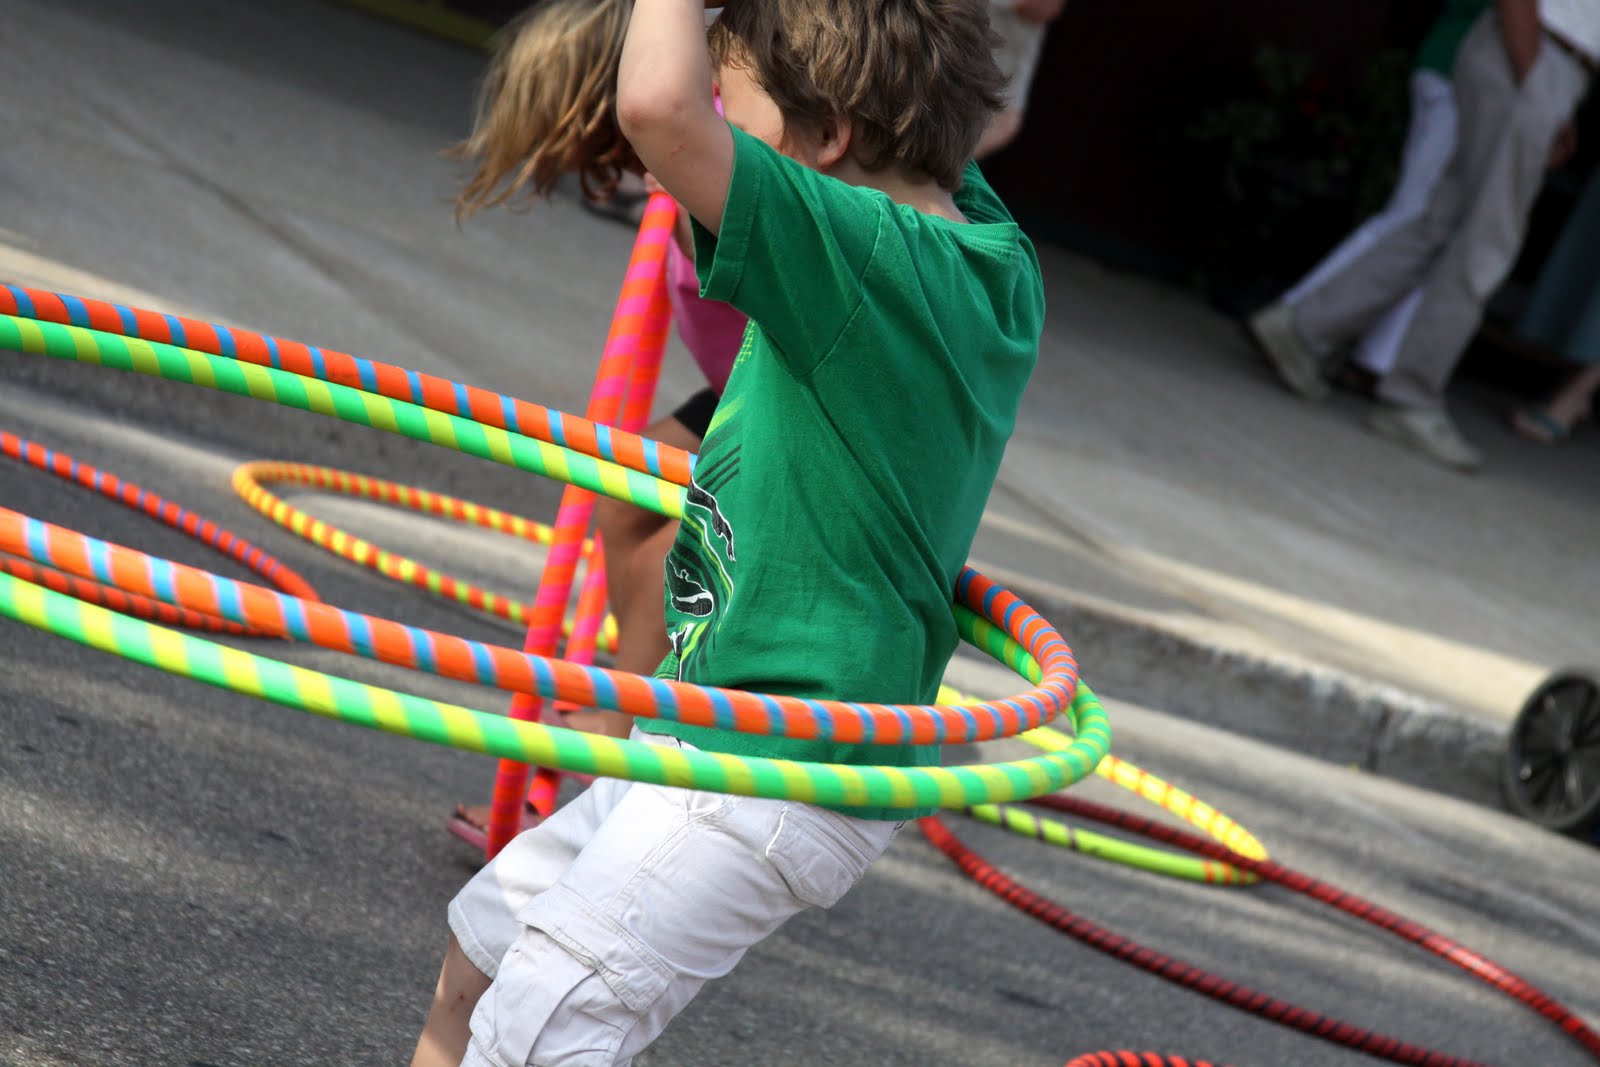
[991,569,1513,812]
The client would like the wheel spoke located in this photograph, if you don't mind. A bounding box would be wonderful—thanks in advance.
[1525,696,1568,750]
[1525,756,1567,812]
[1571,684,1600,747]
[1518,737,1563,763]
[1562,761,1588,814]
[1556,698,1581,748]
[1509,677,1600,821]
[1569,748,1600,803]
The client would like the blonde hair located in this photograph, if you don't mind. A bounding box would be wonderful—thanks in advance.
[451,0,636,220]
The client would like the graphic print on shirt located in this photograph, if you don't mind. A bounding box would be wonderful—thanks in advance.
[666,624,696,681]
[666,563,714,617]
[686,481,736,561]
[660,443,740,682]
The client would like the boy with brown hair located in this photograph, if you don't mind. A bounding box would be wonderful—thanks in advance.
[412,0,1044,1061]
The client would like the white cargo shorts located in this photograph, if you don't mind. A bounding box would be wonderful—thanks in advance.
[449,729,902,1066]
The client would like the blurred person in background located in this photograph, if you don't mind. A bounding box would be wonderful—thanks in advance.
[1511,158,1600,442]
[1277,0,1492,396]
[1249,0,1600,473]
[975,0,1067,158]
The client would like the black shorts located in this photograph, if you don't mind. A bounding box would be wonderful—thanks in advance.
[670,387,721,442]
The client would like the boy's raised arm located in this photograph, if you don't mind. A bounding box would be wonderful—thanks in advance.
[617,0,735,234]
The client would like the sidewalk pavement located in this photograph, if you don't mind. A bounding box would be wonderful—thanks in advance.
[964,245,1599,810]
[5,0,1597,813]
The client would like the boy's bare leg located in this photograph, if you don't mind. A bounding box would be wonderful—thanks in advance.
[411,935,492,1067]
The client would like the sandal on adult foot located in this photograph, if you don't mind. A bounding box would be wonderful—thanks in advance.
[1510,407,1577,445]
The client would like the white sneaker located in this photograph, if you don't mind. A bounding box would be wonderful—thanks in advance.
[1366,405,1482,472]
[1246,301,1329,401]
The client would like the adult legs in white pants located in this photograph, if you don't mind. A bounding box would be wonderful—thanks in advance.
[1282,69,1459,377]
[1252,14,1591,469]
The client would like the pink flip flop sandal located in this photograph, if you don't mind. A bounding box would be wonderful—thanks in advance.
[1510,407,1578,445]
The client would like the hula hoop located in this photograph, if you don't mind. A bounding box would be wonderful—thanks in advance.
[1090,752,1265,861]
[0,273,1260,857]
[1,431,318,602]
[0,279,1100,793]
[0,554,254,637]
[1064,1056,1231,1067]
[231,459,617,650]
[0,314,687,520]
[0,431,318,637]
[964,802,1253,885]
[0,505,1082,749]
[0,263,1089,759]
[1068,1055,1228,1062]
[935,675,1266,882]
[984,736,1264,884]
[0,293,1089,733]
[924,803,1600,1066]
[0,568,1106,808]
[0,282,695,486]
[490,193,677,855]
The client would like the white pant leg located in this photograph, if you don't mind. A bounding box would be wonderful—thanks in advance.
[1352,71,1460,373]
[1380,23,1590,407]
[1285,69,1458,326]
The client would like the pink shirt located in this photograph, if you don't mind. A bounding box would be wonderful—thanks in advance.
[666,227,747,395]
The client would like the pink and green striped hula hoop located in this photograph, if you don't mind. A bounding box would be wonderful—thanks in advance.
[0,291,1107,803]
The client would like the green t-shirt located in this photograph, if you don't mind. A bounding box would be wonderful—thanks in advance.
[643,126,1045,820]
[1414,0,1491,76]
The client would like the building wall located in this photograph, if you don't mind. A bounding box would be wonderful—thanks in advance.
[982,0,1439,299]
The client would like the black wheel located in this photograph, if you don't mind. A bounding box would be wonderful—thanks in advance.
[1502,670,1600,836]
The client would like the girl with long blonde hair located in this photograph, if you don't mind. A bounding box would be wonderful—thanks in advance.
[446,0,748,844]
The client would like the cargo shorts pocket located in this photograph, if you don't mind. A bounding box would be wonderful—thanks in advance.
[469,927,630,1067]
[764,804,883,910]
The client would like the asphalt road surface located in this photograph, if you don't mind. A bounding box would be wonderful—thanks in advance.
[3,374,1598,1067]
[3,2,1598,1066]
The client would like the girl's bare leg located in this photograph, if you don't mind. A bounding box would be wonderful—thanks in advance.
[562,412,703,738]
[1549,364,1600,425]
[411,934,492,1067]
[1515,363,1600,443]
[453,413,704,831]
